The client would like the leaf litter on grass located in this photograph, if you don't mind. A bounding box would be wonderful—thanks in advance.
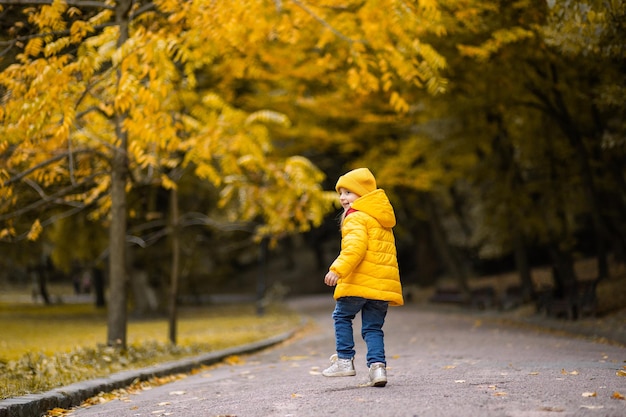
[0,301,301,399]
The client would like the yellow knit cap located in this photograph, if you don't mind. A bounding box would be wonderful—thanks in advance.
[335,168,377,197]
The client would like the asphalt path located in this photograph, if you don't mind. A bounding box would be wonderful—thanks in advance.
[64,295,625,417]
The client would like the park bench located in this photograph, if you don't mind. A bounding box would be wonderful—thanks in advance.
[428,287,468,305]
[535,279,598,320]
[469,286,497,310]
[499,285,524,311]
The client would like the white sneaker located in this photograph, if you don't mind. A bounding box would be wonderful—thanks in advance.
[322,354,356,377]
[369,362,387,387]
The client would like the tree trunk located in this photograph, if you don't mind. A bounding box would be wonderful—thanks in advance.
[32,266,51,305]
[93,267,106,308]
[563,122,610,280]
[414,221,440,286]
[107,0,132,348]
[107,123,128,347]
[168,187,180,345]
[550,247,577,296]
[424,194,469,294]
[488,113,534,302]
[257,237,268,316]
[513,234,533,302]
[129,268,159,315]
[545,66,611,279]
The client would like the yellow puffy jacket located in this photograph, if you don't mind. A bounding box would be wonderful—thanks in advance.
[329,189,404,306]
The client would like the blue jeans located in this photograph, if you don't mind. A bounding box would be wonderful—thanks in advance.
[332,296,389,366]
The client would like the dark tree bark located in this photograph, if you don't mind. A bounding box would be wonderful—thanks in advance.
[527,63,616,280]
[424,194,469,294]
[168,187,180,345]
[93,266,106,308]
[513,234,534,302]
[106,0,132,349]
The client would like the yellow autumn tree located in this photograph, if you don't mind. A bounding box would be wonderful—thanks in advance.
[1,0,450,347]
[360,0,625,302]
[0,0,334,347]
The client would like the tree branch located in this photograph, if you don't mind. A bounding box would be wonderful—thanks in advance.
[511,99,551,114]
[129,1,156,19]
[123,212,255,249]
[0,0,114,9]
[0,174,97,221]
[289,0,362,44]
[2,149,104,187]
[0,22,116,57]
[8,203,87,242]
[180,212,254,232]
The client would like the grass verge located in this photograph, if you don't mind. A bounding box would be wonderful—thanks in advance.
[0,301,301,400]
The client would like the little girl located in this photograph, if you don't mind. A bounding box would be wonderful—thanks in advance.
[322,168,403,387]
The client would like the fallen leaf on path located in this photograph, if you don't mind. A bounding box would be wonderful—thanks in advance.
[158,401,171,406]
[455,380,466,383]
[561,369,578,375]
[169,390,186,396]
[83,392,117,405]
[540,407,564,412]
[43,408,71,417]
[612,391,625,400]
[291,393,302,398]
[616,370,626,377]
[582,392,597,397]
[281,355,308,361]
[580,405,604,409]
[443,365,456,369]
[493,392,507,396]
[529,372,539,375]
[225,355,244,365]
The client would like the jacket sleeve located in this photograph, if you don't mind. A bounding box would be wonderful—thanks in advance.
[329,214,368,279]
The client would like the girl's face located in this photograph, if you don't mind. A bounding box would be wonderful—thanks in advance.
[338,188,359,210]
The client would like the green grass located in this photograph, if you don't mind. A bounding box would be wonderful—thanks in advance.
[0,300,301,399]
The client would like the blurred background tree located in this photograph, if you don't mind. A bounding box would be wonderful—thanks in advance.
[1,0,624,339]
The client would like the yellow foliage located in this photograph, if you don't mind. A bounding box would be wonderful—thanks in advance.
[161,174,177,190]
[70,20,95,43]
[27,219,43,241]
[24,37,44,57]
[458,26,536,61]
[245,110,291,128]
[390,91,410,114]
[0,228,15,239]
[0,0,451,243]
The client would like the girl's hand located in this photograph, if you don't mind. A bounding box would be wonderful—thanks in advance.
[324,271,339,286]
